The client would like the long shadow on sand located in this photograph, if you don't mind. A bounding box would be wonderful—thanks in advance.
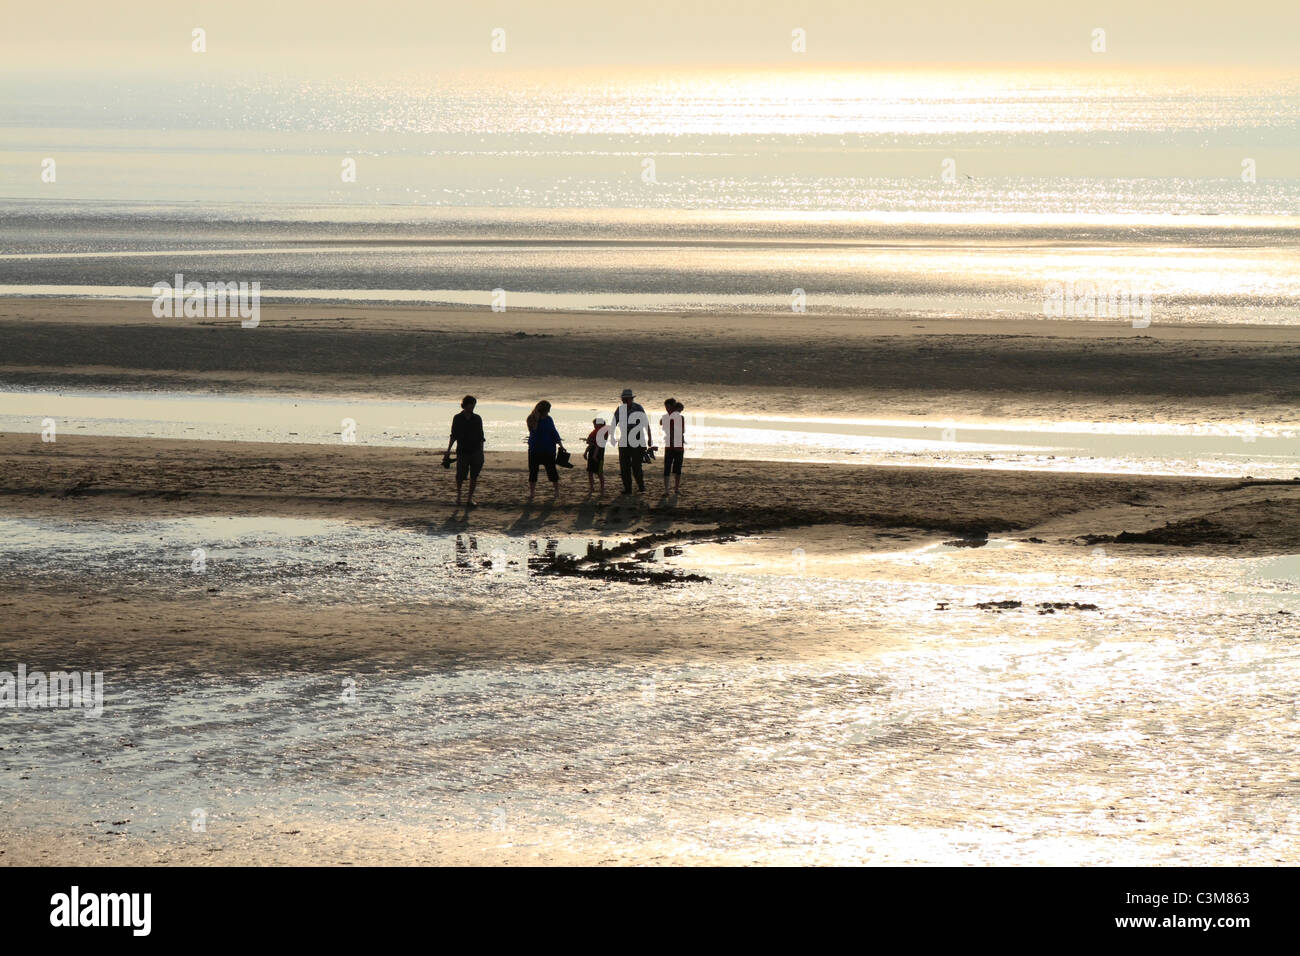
[600,495,649,532]
[572,497,603,531]
[440,510,470,529]
[510,499,555,533]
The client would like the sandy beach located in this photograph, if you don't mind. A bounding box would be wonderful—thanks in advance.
[3,291,1299,865]
[2,430,1297,664]
[4,296,1298,672]
[3,297,1298,423]
[2,428,1298,865]
[3,431,1298,541]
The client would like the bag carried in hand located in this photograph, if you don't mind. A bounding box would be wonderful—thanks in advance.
[555,447,574,468]
[441,454,455,469]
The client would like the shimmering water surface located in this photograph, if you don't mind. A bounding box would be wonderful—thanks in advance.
[2,67,1298,320]
[3,388,1296,478]
[2,206,1297,321]
[4,68,1299,211]
[1,515,1297,863]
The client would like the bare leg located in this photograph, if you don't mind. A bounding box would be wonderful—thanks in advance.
[527,481,536,501]
[455,480,463,505]
[466,475,478,506]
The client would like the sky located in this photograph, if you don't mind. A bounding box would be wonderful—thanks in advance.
[4,0,1299,73]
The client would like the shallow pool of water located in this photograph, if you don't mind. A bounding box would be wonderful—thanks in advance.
[1,515,1297,863]
[3,388,1297,477]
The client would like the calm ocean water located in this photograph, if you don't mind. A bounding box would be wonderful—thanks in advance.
[1,68,1297,318]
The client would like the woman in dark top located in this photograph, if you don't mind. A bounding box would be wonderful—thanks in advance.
[525,401,565,501]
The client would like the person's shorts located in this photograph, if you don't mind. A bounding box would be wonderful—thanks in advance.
[529,449,559,483]
[456,449,484,483]
[663,448,684,476]
[586,450,605,475]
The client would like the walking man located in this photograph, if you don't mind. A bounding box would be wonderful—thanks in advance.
[610,387,650,494]
[445,394,486,507]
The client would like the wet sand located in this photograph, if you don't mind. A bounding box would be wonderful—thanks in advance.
[4,433,1298,547]
[1,431,1297,671]
[3,505,1296,866]
[3,300,1298,867]
[3,441,1298,866]
[3,297,1298,422]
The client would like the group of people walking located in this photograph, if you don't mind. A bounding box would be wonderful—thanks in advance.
[443,387,686,507]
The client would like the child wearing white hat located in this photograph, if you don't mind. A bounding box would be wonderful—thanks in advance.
[584,416,609,497]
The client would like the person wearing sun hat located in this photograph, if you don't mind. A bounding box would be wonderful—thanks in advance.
[610,387,650,494]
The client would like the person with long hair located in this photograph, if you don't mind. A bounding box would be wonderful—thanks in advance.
[525,400,565,501]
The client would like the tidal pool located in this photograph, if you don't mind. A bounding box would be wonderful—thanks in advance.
[1,515,1297,863]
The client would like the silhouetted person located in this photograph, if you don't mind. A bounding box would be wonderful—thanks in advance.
[610,387,650,494]
[584,416,608,497]
[445,394,485,507]
[660,398,685,494]
[525,400,565,501]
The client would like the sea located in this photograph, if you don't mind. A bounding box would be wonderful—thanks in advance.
[1,67,1298,321]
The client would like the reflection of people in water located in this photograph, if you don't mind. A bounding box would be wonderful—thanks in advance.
[450,534,560,576]
[526,538,560,564]
[453,533,480,570]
